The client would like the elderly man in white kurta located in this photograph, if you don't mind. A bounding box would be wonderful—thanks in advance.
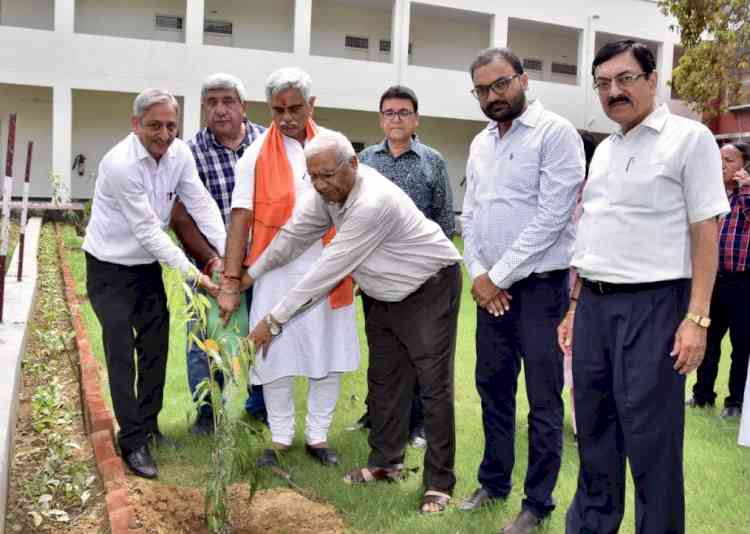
[219,67,359,467]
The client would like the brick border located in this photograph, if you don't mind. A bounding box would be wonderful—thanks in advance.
[54,224,143,534]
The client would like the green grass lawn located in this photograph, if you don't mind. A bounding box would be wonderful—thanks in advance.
[59,224,750,533]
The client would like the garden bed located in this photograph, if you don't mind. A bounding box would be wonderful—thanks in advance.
[4,223,107,533]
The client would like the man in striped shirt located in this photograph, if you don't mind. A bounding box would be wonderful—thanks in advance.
[688,141,750,418]
[171,73,267,435]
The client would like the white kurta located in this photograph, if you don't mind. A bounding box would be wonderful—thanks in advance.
[232,130,360,385]
[740,363,750,447]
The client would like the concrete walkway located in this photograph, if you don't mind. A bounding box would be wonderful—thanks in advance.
[0,217,42,534]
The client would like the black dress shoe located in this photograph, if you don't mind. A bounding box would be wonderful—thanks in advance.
[500,509,542,534]
[191,415,215,436]
[123,444,158,479]
[459,486,505,511]
[721,406,742,418]
[686,396,714,408]
[256,448,282,468]
[305,444,339,466]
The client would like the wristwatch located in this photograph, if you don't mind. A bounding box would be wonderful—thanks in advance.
[265,314,283,337]
[685,312,711,328]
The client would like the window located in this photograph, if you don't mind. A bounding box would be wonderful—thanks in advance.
[205,19,233,35]
[523,58,543,72]
[551,62,577,76]
[155,14,183,31]
[345,35,369,50]
[352,141,366,153]
[379,39,391,53]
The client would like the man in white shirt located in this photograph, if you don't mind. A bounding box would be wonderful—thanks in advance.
[459,47,585,534]
[83,89,225,479]
[220,131,462,514]
[559,40,729,534]
[216,68,360,470]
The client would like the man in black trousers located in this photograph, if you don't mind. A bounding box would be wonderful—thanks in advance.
[460,47,584,534]
[559,40,729,534]
[83,89,225,478]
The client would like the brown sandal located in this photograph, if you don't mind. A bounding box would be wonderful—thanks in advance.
[342,465,405,485]
[420,490,451,514]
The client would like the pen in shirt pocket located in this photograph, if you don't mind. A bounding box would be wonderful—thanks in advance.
[626,157,635,173]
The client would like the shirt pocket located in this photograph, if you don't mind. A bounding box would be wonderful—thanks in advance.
[607,162,669,209]
[504,147,540,193]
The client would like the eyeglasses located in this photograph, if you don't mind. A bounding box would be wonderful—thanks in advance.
[471,74,520,100]
[593,72,649,93]
[308,158,347,183]
[381,109,416,121]
[142,120,178,134]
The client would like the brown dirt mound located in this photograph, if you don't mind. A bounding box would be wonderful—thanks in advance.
[128,478,346,534]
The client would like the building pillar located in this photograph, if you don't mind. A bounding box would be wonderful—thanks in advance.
[391,0,410,83]
[490,14,508,48]
[185,0,205,46]
[294,0,312,57]
[658,38,675,103]
[581,13,600,130]
[54,0,75,34]
[52,85,72,202]
[183,88,203,142]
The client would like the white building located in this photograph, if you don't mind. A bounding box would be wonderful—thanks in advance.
[0,0,694,207]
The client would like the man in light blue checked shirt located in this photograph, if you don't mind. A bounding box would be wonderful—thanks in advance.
[171,73,266,435]
[458,48,584,534]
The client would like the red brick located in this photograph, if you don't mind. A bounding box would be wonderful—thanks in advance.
[92,431,116,462]
[105,488,130,513]
[109,506,138,532]
[105,479,127,492]
[91,410,114,433]
[99,457,125,483]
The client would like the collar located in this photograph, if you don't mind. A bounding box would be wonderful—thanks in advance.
[487,99,543,136]
[131,132,175,163]
[204,119,260,150]
[374,135,423,159]
[616,103,670,137]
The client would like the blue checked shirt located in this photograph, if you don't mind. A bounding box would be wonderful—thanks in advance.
[187,119,265,227]
[359,137,455,238]
[462,100,585,289]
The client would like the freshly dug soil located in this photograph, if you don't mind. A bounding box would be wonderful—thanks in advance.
[128,477,346,533]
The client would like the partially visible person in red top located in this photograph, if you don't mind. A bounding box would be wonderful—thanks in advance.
[688,141,750,418]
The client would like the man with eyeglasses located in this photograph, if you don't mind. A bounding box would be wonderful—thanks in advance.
[229,130,462,514]
[83,89,226,478]
[353,85,455,448]
[560,40,729,534]
[460,47,584,534]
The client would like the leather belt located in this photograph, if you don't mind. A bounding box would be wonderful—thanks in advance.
[582,278,681,295]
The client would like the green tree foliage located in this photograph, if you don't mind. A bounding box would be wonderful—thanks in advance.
[659,0,750,116]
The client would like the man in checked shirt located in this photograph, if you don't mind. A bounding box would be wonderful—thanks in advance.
[355,85,455,448]
[171,73,267,435]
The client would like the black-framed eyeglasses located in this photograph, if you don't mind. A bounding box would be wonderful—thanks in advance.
[471,74,520,100]
[593,72,649,93]
[309,158,348,183]
[381,109,416,121]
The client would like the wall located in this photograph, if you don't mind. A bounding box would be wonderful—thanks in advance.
[0,84,52,198]
[310,0,393,63]
[409,6,490,71]
[0,0,53,30]
[75,0,186,43]
[203,0,293,52]
[508,23,580,86]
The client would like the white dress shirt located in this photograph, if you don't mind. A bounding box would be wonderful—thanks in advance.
[462,100,585,288]
[247,164,462,324]
[83,133,226,275]
[572,105,730,283]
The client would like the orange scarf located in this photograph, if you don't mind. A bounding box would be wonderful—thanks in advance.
[243,120,353,309]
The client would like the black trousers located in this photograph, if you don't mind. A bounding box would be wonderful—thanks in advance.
[475,270,567,518]
[693,271,750,408]
[361,293,424,432]
[566,279,689,534]
[365,263,461,493]
[86,252,170,452]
